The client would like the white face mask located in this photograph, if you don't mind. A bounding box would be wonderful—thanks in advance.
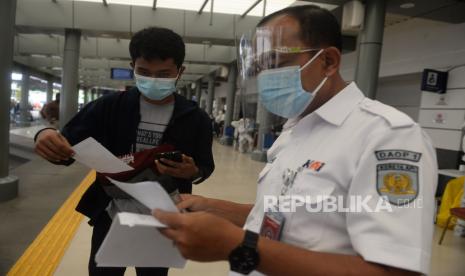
[134,73,178,100]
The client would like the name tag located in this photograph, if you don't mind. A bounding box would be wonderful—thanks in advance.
[260,211,285,241]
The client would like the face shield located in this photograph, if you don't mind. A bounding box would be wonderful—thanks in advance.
[237,27,326,121]
[238,27,322,79]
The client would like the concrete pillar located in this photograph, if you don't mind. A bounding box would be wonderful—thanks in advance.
[0,0,19,202]
[251,99,273,163]
[200,98,206,110]
[17,72,31,127]
[233,93,241,121]
[206,74,215,115]
[186,84,193,100]
[83,88,89,104]
[59,29,81,130]
[195,80,202,103]
[220,63,238,145]
[354,0,386,99]
[46,79,54,103]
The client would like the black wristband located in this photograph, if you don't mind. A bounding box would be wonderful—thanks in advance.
[33,127,58,142]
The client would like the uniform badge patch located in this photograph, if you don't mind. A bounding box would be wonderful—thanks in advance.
[375,150,422,162]
[376,163,419,206]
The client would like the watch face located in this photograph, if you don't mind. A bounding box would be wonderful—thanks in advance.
[229,246,259,274]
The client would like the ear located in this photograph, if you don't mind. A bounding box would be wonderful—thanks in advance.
[322,47,341,77]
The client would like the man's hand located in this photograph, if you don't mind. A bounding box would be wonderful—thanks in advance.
[35,129,75,162]
[153,210,244,262]
[177,195,254,227]
[176,194,211,212]
[155,154,200,179]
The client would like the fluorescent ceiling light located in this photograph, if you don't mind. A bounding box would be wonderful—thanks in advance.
[290,1,337,11]
[72,0,336,16]
[11,73,23,81]
[72,0,103,3]
[400,3,415,9]
[107,0,152,6]
[31,54,47,58]
[157,0,207,12]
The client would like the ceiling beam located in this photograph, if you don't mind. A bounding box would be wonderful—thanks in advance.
[299,0,349,5]
[198,0,209,15]
[209,0,214,26]
[241,0,263,18]
[262,0,267,17]
[13,62,61,83]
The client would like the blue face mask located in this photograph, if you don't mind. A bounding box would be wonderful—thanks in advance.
[257,49,328,119]
[134,73,178,101]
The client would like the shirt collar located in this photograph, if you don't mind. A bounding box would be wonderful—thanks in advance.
[313,82,365,126]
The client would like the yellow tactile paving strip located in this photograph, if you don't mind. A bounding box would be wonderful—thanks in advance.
[7,170,96,276]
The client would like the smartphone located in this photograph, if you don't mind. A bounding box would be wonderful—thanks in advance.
[156,151,183,166]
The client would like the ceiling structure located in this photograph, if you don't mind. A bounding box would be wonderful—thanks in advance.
[12,0,465,90]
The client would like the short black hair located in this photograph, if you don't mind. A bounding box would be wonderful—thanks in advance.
[258,5,342,51]
[129,27,185,68]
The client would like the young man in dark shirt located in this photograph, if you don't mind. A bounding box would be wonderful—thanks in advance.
[34,27,214,276]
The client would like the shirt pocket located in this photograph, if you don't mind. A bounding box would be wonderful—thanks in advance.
[282,171,336,249]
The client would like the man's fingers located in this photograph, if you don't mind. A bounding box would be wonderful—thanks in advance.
[159,158,181,168]
[179,194,193,201]
[153,209,185,228]
[56,133,75,156]
[36,144,62,161]
[44,139,70,160]
[156,160,181,176]
[49,135,74,157]
[182,154,195,164]
[176,198,197,210]
[158,228,180,241]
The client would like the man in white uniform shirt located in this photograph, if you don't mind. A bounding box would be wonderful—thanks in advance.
[153,5,437,276]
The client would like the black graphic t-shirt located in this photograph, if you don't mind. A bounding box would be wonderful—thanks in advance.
[107,97,174,218]
[136,97,174,151]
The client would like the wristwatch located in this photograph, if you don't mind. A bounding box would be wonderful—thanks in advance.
[228,230,260,275]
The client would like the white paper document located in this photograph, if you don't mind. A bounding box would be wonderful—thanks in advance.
[72,137,133,173]
[95,179,186,268]
[108,178,178,212]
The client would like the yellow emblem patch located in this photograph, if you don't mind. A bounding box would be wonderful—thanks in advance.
[377,163,419,206]
[380,173,416,195]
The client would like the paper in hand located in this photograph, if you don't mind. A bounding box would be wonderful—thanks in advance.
[72,137,133,173]
[95,178,186,268]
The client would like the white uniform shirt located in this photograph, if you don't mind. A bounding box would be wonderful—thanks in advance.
[231,83,437,275]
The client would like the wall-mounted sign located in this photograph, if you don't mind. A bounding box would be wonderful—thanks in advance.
[421,69,448,94]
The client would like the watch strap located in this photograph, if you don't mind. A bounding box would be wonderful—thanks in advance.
[242,230,259,249]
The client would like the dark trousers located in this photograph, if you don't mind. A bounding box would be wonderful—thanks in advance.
[88,213,169,276]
